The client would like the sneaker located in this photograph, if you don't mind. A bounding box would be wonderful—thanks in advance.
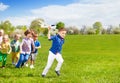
[12,62,15,65]
[21,62,24,67]
[2,66,5,69]
[41,74,46,77]
[30,65,34,69]
[15,63,17,66]
[25,64,29,67]
[55,71,60,76]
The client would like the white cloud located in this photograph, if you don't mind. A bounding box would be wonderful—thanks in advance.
[5,0,120,28]
[0,3,9,11]
[5,16,37,27]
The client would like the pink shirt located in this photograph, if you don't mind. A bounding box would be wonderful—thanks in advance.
[20,38,34,54]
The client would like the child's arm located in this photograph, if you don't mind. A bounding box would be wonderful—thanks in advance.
[47,26,51,40]
[7,44,12,54]
[20,39,24,53]
[31,39,35,52]
[35,45,41,49]
[0,44,1,49]
[10,41,14,47]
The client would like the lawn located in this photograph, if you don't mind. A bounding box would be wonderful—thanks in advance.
[0,35,120,83]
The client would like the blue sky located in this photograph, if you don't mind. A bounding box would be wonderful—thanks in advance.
[0,0,120,28]
[0,0,75,19]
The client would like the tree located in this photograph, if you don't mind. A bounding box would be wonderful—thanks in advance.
[56,21,65,29]
[113,27,120,34]
[87,28,96,35]
[0,20,15,34]
[30,18,44,33]
[93,21,102,34]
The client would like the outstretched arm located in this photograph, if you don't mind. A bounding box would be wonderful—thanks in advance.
[47,26,51,40]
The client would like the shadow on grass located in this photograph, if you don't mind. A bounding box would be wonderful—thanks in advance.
[0,73,58,78]
[5,63,15,69]
[45,76,57,78]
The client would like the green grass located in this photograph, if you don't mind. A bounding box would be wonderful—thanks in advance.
[1,35,120,83]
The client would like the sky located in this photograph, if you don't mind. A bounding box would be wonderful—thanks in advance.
[0,0,120,28]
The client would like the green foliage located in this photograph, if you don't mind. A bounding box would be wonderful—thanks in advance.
[30,18,44,33]
[43,28,48,36]
[0,20,15,34]
[93,21,102,34]
[56,21,65,29]
[87,28,96,34]
[113,27,120,34]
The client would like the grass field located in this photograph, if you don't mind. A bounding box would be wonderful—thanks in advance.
[0,35,120,83]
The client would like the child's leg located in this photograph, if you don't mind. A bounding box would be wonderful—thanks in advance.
[0,52,3,62]
[42,51,55,75]
[25,56,30,67]
[30,53,37,65]
[16,53,24,68]
[23,54,30,64]
[2,54,7,67]
[11,52,15,64]
[26,53,31,64]
[55,53,64,71]
[15,52,20,64]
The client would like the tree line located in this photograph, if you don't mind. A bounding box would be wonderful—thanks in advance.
[0,18,120,36]
[66,22,120,35]
[0,18,65,37]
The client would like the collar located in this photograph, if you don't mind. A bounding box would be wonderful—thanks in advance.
[57,34,64,39]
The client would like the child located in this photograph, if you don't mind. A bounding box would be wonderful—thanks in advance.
[0,29,4,44]
[29,33,41,69]
[0,34,11,68]
[11,34,21,65]
[15,29,35,68]
[41,27,67,77]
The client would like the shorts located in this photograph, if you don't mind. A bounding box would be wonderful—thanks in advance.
[11,52,20,59]
[30,53,37,61]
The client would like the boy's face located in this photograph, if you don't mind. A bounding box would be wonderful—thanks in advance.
[33,36,38,40]
[3,36,8,42]
[58,30,66,39]
[15,35,20,40]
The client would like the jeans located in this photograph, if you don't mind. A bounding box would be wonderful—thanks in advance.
[16,53,30,68]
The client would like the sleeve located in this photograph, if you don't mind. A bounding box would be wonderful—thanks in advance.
[20,39,24,52]
[8,43,12,54]
[49,35,56,41]
[31,39,35,52]
[37,41,40,47]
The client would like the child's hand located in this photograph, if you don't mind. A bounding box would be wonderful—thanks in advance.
[7,52,11,54]
[35,47,38,49]
[48,26,51,31]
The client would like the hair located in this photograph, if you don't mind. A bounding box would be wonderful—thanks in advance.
[33,33,38,37]
[0,29,4,34]
[24,29,33,36]
[14,33,21,38]
[3,34,9,42]
[3,34,9,39]
[58,28,66,32]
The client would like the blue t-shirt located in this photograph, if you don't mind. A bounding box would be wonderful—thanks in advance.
[32,40,40,53]
[49,34,65,54]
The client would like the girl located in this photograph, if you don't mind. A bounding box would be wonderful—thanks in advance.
[16,29,35,68]
[0,34,11,68]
